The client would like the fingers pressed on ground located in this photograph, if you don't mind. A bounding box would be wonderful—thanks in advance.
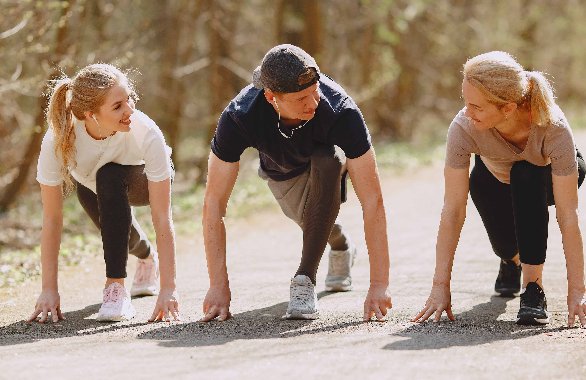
[411,306,428,322]
[578,308,586,327]
[39,310,48,323]
[374,309,384,321]
[568,313,576,328]
[447,307,456,321]
[27,310,40,323]
[149,308,160,322]
[379,305,388,317]
[200,307,218,322]
[420,308,435,322]
[363,310,374,321]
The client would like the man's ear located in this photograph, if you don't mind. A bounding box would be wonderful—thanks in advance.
[264,89,276,104]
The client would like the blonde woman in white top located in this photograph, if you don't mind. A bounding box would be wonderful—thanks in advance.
[413,52,586,327]
[29,64,179,323]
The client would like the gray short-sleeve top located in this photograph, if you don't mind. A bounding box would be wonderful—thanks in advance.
[445,107,577,184]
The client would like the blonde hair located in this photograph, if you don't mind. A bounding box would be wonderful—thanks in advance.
[46,63,137,191]
[463,51,557,126]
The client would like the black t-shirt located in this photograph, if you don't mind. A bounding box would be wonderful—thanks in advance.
[211,75,372,181]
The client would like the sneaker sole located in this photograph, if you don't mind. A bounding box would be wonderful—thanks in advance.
[516,315,549,325]
[282,311,318,320]
[495,289,520,297]
[96,313,136,322]
[325,284,353,292]
[130,287,159,297]
[516,309,549,325]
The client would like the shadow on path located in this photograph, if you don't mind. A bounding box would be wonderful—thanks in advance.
[0,303,151,346]
[0,291,364,348]
[384,296,566,351]
[137,291,365,347]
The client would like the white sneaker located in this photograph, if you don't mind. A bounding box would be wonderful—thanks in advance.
[130,250,160,297]
[283,275,318,320]
[97,282,136,322]
[325,245,356,292]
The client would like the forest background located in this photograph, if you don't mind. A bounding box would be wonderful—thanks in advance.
[2,0,586,286]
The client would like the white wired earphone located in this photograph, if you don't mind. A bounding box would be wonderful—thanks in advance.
[272,97,310,139]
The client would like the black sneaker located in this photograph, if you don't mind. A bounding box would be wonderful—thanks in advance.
[494,259,521,296]
[516,282,549,325]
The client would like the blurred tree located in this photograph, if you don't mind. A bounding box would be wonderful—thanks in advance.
[0,0,77,213]
[153,0,204,169]
[275,0,322,58]
[1,0,586,211]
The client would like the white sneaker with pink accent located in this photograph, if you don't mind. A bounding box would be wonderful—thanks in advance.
[96,282,136,322]
[131,250,160,297]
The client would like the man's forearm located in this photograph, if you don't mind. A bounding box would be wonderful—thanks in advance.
[203,215,230,287]
[363,199,390,286]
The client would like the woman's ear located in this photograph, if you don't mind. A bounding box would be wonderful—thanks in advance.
[501,102,517,118]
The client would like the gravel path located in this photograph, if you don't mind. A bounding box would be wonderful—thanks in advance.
[1,137,586,379]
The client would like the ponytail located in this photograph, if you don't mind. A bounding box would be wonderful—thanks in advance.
[44,63,133,194]
[526,71,557,126]
[46,77,76,192]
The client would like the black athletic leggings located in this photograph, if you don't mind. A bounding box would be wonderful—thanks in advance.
[469,153,585,265]
[76,163,152,279]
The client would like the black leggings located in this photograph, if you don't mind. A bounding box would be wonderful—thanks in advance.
[469,154,585,265]
[76,163,152,278]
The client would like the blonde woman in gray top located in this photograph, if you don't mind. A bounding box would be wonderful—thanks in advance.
[413,51,586,326]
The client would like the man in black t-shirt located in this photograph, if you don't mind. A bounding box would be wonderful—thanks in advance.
[201,44,392,321]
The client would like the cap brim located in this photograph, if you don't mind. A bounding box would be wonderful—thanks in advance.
[252,66,263,89]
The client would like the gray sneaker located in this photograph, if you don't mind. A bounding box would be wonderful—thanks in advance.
[283,275,318,320]
[325,245,356,291]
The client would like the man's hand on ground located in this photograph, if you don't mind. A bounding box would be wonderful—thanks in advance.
[200,285,232,322]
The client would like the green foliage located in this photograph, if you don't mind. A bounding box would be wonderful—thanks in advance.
[4,0,586,287]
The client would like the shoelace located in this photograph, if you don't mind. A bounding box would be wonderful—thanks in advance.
[134,259,154,284]
[104,285,122,303]
[291,281,315,307]
[521,284,544,308]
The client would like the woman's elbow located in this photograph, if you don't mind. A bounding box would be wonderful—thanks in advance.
[441,204,467,223]
[556,208,579,230]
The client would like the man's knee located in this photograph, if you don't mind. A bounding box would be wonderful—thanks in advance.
[311,147,342,177]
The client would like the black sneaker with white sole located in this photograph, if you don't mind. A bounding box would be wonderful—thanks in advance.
[494,259,521,296]
[516,282,549,325]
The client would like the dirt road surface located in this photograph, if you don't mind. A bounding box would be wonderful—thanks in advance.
[2,136,586,380]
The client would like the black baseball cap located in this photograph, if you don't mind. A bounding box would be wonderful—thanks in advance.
[252,44,320,93]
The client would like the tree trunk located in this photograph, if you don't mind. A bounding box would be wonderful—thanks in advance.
[0,1,76,213]
[274,0,322,55]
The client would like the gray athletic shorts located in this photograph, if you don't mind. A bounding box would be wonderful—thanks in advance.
[259,146,347,226]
